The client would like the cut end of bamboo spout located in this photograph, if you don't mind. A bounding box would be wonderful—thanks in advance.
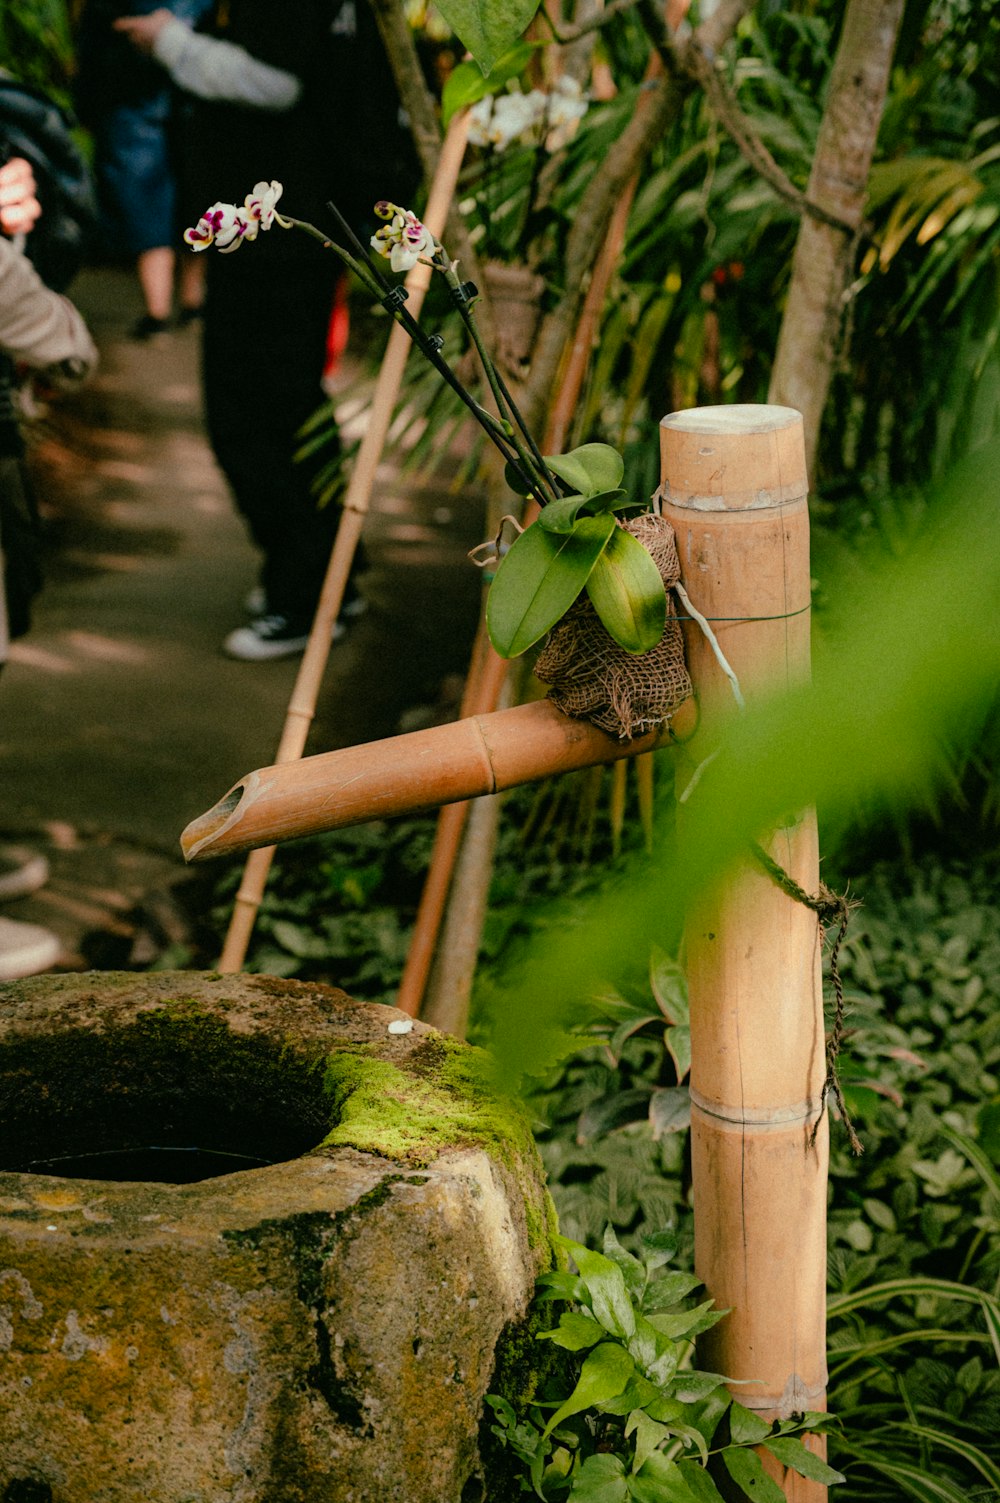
[181,779,251,863]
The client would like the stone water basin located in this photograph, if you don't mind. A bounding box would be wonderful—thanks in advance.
[0,972,552,1502]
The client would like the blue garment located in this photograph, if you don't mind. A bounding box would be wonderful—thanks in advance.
[77,0,212,254]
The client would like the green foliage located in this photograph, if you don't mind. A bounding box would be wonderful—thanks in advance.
[430,0,540,76]
[0,0,74,107]
[192,820,437,999]
[818,853,1000,1498]
[441,42,539,126]
[487,1230,841,1499]
[517,845,1000,1498]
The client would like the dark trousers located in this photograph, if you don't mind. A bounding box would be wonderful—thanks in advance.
[202,258,357,621]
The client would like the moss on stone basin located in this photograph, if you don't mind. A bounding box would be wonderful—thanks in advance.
[0,971,554,1503]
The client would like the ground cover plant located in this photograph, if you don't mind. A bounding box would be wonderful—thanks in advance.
[507,846,1000,1500]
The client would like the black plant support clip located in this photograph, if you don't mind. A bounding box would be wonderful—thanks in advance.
[383,284,409,309]
[449,280,479,307]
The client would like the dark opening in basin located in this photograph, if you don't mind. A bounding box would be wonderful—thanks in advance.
[0,1005,335,1183]
[11,1146,276,1183]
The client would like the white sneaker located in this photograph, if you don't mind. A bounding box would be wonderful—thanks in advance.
[223,613,315,661]
[0,846,50,902]
[0,915,62,980]
[243,584,267,616]
[223,608,362,662]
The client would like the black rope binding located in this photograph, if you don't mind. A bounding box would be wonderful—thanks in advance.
[750,840,864,1155]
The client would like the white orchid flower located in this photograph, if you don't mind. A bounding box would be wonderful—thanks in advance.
[244,180,291,232]
[370,202,438,274]
[184,181,293,253]
[468,89,547,151]
[183,201,252,253]
[547,76,589,131]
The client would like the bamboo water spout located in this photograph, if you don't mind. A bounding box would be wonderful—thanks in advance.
[181,697,696,864]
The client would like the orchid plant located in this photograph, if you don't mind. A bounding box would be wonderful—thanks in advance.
[184,182,667,660]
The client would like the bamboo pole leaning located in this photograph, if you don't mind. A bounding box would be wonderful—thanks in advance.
[216,110,470,974]
[659,405,828,1500]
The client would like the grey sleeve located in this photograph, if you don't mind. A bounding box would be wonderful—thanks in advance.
[0,240,98,378]
[152,17,302,110]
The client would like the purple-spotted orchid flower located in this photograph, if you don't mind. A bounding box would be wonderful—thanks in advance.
[183,181,290,253]
[243,180,291,233]
[370,202,438,274]
[183,201,254,254]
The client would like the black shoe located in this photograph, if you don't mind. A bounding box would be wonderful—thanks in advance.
[131,314,171,341]
[223,613,313,660]
[176,305,204,328]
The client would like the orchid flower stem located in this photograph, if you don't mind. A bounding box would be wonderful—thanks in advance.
[442,269,554,505]
[286,208,537,493]
[442,266,561,506]
[320,199,550,500]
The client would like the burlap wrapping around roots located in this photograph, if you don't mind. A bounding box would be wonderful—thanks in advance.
[534,513,693,742]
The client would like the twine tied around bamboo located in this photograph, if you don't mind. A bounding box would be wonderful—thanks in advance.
[534,514,693,742]
[751,841,864,1156]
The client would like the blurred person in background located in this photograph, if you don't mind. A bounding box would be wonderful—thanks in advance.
[115,0,417,659]
[74,0,213,338]
[0,151,97,978]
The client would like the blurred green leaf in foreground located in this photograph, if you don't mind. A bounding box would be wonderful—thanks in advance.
[488,439,1000,1087]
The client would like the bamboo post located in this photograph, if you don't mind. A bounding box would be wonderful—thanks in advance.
[216,109,470,973]
[659,405,828,1500]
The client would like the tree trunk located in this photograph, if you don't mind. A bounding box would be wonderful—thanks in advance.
[768,0,906,479]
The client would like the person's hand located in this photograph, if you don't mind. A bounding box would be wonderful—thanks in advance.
[0,157,41,238]
[112,9,175,53]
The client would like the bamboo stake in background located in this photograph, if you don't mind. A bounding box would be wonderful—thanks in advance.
[217,111,470,974]
[659,406,828,1501]
[406,170,642,1026]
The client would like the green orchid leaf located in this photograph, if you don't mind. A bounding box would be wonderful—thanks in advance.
[539,490,630,533]
[676,1461,728,1502]
[542,1342,637,1436]
[539,1310,606,1351]
[728,1402,772,1447]
[720,1446,787,1503]
[545,443,626,497]
[568,1242,638,1338]
[585,526,667,654]
[586,487,630,513]
[504,457,539,497]
[441,41,538,124]
[569,1452,629,1503]
[538,494,591,533]
[432,0,541,75]
[762,1435,846,1485]
[486,513,614,658]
